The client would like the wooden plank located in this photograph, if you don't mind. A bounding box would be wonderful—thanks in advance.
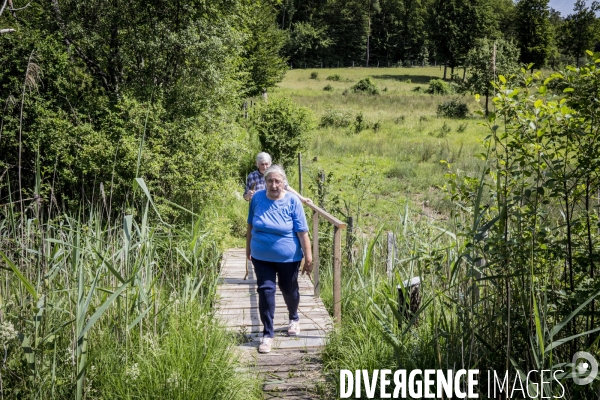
[239,336,326,350]
[217,301,325,310]
[240,323,330,335]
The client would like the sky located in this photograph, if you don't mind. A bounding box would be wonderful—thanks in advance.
[548,0,589,16]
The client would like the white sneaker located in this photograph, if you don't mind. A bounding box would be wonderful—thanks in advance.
[288,319,300,336]
[258,337,273,353]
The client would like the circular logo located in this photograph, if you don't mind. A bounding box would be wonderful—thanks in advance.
[572,351,598,385]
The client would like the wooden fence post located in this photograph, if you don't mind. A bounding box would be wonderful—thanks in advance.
[386,231,395,279]
[398,277,421,323]
[333,225,342,325]
[346,216,354,262]
[298,152,303,195]
[312,212,320,296]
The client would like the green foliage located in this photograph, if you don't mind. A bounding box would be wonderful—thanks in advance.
[253,97,313,169]
[353,112,367,132]
[425,79,452,95]
[436,99,469,118]
[241,2,289,97]
[0,183,261,398]
[96,306,262,399]
[323,84,334,91]
[559,0,600,66]
[285,21,333,66]
[318,59,600,399]
[0,0,283,215]
[320,108,353,127]
[515,0,554,69]
[429,0,496,69]
[351,78,379,94]
[462,38,520,112]
[326,74,341,81]
[310,71,319,79]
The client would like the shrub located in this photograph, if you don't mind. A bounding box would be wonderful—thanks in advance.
[372,121,382,132]
[326,74,341,81]
[253,97,313,168]
[426,79,453,95]
[351,78,379,95]
[354,112,367,132]
[310,71,318,79]
[387,163,417,179]
[320,109,353,128]
[431,122,451,138]
[323,84,334,91]
[437,99,469,118]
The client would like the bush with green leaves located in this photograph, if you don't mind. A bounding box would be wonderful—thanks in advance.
[323,84,334,91]
[326,74,341,81]
[426,79,453,95]
[437,99,469,118]
[0,1,287,216]
[253,97,313,169]
[351,78,379,95]
[310,71,318,79]
[320,108,353,128]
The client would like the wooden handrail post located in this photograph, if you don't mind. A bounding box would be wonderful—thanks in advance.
[333,225,342,325]
[304,202,346,326]
[312,211,320,296]
[298,152,303,195]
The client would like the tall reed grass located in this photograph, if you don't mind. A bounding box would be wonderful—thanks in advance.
[0,178,261,399]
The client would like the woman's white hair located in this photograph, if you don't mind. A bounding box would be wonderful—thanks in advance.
[264,164,287,184]
[256,152,272,164]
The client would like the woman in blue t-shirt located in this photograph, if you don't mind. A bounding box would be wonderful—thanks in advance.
[246,165,313,353]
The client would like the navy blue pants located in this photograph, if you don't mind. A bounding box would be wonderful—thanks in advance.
[251,257,301,338]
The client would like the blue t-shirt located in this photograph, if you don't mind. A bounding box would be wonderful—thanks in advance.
[247,190,309,262]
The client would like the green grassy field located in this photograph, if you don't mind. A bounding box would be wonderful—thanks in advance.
[269,67,486,227]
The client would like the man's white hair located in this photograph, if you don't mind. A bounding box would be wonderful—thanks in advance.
[256,152,272,164]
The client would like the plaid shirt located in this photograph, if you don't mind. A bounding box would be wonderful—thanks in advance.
[244,170,288,197]
[244,170,266,195]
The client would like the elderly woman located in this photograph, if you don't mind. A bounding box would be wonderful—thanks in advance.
[244,152,311,203]
[246,165,313,353]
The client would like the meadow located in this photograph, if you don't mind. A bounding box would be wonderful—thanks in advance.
[269,67,486,227]
[260,65,600,399]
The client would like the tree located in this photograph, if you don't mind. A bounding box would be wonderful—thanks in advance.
[253,98,313,170]
[561,0,600,66]
[515,0,554,69]
[429,0,493,78]
[285,21,332,67]
[365,0,381,67]
[241,2,288,97]
[463,38,520,114]
[0,0,286,214]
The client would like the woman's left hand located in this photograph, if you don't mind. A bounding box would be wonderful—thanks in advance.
[301,258,313,275]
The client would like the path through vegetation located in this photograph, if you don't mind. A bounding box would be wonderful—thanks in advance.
[216,249,332,398]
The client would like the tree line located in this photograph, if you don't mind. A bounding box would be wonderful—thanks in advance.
[278,0,600,74]
[0,0,288,217]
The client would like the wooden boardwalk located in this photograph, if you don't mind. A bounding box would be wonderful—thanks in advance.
[216,249,333,398]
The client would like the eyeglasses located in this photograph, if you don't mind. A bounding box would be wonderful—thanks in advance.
[266,178,284,186]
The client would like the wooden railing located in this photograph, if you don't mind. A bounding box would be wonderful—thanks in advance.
[304,202,346,325]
